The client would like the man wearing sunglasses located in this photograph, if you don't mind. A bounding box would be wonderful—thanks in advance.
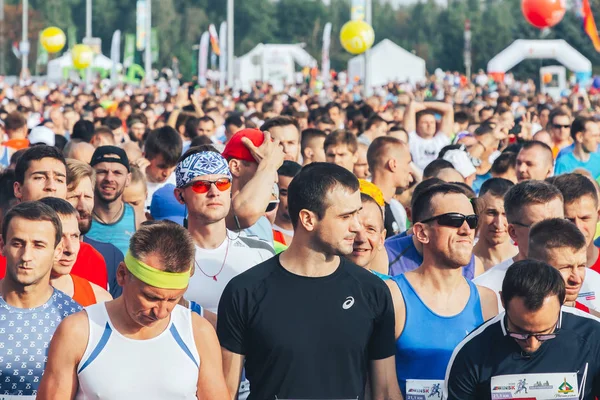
[474,180,564,304]
[529,218,600,314]
[445,260,600,400]
[385,183,498,398]
[548,108,572,158]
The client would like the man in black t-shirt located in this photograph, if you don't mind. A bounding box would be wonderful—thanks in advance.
[217,162,401,400]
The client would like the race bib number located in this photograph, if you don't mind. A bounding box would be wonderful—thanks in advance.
[405,379,445,400]
[491,372,579,399]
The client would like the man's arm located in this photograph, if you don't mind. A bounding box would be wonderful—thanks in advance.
[422,102,454,137]
[444,343,480,400]
[476,285,499,321]
[226,131,284,230]
[369,356,403,400]
[192,313,230,399]
[385,279,406,339]
[37,311,90,400]
[402,101,421,133]
[221,348,245,400]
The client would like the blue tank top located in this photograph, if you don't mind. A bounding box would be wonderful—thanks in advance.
[391,274,483,396]
[86,203,136,256]
[385,234,476,279]
[0,146,10,169]
[0,289,82,397]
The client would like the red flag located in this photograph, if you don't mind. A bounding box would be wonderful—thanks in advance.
[582,0,600,52]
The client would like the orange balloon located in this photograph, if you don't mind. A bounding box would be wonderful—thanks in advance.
[521,0,565,29]
[542,73,552,84]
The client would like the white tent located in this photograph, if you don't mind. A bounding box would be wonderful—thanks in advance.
[235,44,317,92]
[348,39,426,87]
[47,52,114,82]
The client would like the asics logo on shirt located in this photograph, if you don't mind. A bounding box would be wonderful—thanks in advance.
[342,296,355,310]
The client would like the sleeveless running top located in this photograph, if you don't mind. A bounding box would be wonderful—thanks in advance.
[391,274,484,396]
[75,303,199,400]
[71,274,97,307]
[86,204,136,256]
[386,234,476,279]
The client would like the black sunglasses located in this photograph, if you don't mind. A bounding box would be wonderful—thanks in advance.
[505,314,560,342]
[553,123,570,129]
[419,212,479,229]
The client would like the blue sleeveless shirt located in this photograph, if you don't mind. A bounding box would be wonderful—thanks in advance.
[86,203,136,256]
[386,234,476,279]
[391,274,484,396]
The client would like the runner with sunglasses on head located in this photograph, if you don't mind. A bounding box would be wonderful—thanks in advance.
[174,145,274,399]
[445,260,600,400]
[385,183,498,398]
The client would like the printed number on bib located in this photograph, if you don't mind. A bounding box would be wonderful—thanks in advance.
[405,379,444,400]
[491,372,579,399]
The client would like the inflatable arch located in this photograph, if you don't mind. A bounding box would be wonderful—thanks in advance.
[487,39,592,82]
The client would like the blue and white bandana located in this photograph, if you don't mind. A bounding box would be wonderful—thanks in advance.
[176,151,232,188]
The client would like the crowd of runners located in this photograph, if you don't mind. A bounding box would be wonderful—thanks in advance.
[0,71,600,399]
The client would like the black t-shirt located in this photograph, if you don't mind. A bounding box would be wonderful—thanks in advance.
[217,255,395,400]
[446,308,600,400]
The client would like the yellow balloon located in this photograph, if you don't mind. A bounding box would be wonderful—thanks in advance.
[40,27,66,54]
[72,44,94,70]
[340,20,375,55]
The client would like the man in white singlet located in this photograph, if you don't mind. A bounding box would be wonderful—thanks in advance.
[37,221,229,399]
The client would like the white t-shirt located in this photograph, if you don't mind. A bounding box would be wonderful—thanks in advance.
[408,130,451,171]
[145,173,177,209]
[388,198,407,234]
[473,257,514,311]
[578,269,600,312]
[185,231,274,313]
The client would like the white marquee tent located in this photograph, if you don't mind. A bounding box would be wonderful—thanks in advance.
[348,39,426,87]
[47,52,114,82]
[235,43,317,92]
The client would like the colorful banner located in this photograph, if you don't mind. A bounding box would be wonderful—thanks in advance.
[151,28,159,63]
[136,0,147,51]
[582,0,600,52]
[208,24,220,56]
[198,31,210,86]
[110,30,121,84]
[124,33,135,68]
[321,22,332,84]
[219,21,227,89]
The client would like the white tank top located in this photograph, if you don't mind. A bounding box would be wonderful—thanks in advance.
[75,303,199,400]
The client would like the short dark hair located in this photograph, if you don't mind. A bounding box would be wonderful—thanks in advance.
[366,115,386,131]
[225,115,244,129]
[104,116,122,131]
[366,136,404,171]
[144,126,183,167]
[504,180,563,223]
[129,220,195,273]
[551,173,599,208]
[198,115,215,126]
[478,106,494,119]
[260,116,300,134]
[412,183,470,223]
[190,135,213,147]
[410,178,444,212]
[479,177,514,198]
[423,159,455,179]
[15,145,67,184]
[287,162,359,228]
[324,130,358,154]
[278,160,302,178]
[491,151,517,175]
[38,197,78,217]
[454,111,470,124]
[548,108,570,126]
[415,109,435,125]
[529,218,586,262]
[4,112,27,131]
[0,170,16,216]
[570,116,595,141]
[71,120,94,142]
[519,140,553,165]
[301,129,327,156]
[2,201,62,247]
[502,259,566,311]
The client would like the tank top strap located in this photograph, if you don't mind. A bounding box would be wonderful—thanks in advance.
[169,305,200,369]
[78,303,113,374]
[71,274,97,307]
[466,277,483,314]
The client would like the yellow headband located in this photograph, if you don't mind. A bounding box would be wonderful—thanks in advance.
[359,179,386,207]
[124,251,191,290]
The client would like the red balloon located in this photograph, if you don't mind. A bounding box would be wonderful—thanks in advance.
[522,0,566,29]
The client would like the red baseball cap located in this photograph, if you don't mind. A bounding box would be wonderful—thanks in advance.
[222,128,265,163]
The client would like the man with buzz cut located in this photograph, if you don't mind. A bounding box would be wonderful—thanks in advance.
[38,221,229,399]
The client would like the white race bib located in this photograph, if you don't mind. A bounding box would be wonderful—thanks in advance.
[491,372,579,399]
[405,379,445,400]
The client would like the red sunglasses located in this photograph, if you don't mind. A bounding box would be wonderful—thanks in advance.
[187,178,232,194]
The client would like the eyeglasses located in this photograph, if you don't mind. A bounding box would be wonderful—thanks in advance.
[510,221,531,228]
[419,213,479,229]
[553,124,571,129]
[505,314,560,342]
[265,200,279,213]
[186,178,232,194]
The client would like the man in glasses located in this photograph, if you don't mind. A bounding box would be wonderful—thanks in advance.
[445,260,600,399]
[515,141,554,182]
[474,180,564,302]
[555,116,600,179]
[174,145,274,316]
[548,108,573,158]
[385,183,498,398]
[528,218,600,313]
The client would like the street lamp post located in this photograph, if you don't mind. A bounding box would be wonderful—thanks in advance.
[20,0,28,78]
[144,0,152,85]
[227,0,233,88]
